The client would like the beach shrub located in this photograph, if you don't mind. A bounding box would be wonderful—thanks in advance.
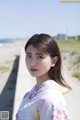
[73,71,80,80]
[0,65,10,73]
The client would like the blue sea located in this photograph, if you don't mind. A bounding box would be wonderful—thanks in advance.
[0,38,26,47]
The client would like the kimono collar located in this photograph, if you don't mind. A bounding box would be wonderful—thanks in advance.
[34,80,69,94]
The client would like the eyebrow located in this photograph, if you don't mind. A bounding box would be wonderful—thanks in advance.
[26,52,44,55]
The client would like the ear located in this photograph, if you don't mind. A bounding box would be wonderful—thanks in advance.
[51,56,58,67]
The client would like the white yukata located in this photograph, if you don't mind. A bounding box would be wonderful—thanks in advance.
[16,80,70,120]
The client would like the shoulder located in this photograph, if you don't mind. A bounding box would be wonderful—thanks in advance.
[36,88,67,110]
[44,87,66,103]
[36,97,70,120]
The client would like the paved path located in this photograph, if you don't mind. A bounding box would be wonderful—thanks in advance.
[12,49,80,120]
[63,60,80,120]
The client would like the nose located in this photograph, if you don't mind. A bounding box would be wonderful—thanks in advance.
[30,59,37,66]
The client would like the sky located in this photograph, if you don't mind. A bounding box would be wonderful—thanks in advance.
[0,0,80,38]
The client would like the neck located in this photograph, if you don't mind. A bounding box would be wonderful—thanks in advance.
[36,74,51,85]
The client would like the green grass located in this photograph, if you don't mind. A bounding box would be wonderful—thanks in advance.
[72,71,80,80]
[69,56,80,69]
[73,56,80,65]
[0,65,10,73]
[0,60,13,73]
[57,39,80,53]
[0,59,19,73]
[57,39,80,80]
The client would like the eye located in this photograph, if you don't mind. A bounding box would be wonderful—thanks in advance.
[37,55,44,59]
[26,54,31,58]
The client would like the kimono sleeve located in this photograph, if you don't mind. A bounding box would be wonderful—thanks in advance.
[37,98,70,120]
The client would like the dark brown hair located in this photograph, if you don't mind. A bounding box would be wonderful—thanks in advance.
[25,33,71,89]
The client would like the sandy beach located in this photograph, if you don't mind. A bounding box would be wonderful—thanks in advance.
[0,40,26,119]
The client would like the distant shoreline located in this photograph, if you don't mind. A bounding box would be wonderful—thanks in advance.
[0,38,28,46]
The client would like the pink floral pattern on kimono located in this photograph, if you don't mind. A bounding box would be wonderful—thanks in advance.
[16,80,70,120]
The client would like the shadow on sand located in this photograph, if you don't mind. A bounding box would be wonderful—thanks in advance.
[0,55,20,120]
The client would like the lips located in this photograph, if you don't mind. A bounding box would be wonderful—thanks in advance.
[30,68,38,72]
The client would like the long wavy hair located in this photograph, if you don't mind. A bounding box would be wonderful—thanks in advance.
[25,33,71,89]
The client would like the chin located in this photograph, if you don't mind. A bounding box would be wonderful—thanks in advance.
[29,73,38,77]
[30,73,43,78]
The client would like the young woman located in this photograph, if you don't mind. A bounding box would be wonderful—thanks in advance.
[16,33,71,120]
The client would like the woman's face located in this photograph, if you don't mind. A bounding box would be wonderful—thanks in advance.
[25,45,54,80]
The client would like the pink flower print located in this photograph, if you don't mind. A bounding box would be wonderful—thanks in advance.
[28,86,43,99]
[28,91,40,99]
[35,84,44,91]
[23,92,29,99]
[16,113,20,120]
[37,99,46,109]
[34,91,41,97]
[51,115,54,119]
[51,107,62,120]
[62,110,69,119]
[28,92,33,99]
[51,105,54,119]
[56,108,61,116]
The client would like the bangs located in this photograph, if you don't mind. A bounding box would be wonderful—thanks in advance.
[32,43,49,55]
